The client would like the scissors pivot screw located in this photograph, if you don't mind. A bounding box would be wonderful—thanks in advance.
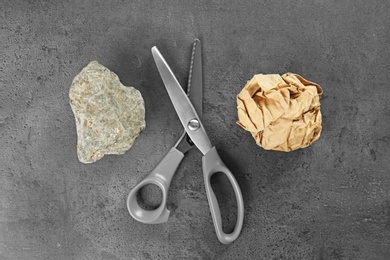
[188,119,200,131]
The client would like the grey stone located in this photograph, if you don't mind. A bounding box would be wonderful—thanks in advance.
[69,61,145,163]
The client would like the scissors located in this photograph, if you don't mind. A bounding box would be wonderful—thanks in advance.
[127,39,244,244]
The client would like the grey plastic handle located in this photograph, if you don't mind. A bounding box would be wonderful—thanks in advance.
[202,147,244,244]
[127,147,184,224]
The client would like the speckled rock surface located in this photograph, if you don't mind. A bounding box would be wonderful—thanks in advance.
[69,61,145,163]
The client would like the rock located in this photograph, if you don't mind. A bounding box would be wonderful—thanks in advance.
[69,61,145,163]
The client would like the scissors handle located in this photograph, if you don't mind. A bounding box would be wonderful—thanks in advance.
[202,147,244,244]
[127,147,184,224]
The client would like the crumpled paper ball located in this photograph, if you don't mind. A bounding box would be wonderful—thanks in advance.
[236,73,323,152]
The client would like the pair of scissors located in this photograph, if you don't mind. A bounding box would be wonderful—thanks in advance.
[127,39,244,244]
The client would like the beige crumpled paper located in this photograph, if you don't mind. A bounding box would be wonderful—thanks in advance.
[237,73,323,152]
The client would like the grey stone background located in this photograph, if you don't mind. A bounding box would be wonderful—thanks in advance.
[1,0,390,259]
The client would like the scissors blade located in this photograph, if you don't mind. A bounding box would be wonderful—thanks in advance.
[152,46,213,155]
[187,39,203,118]
[174,39,203,154]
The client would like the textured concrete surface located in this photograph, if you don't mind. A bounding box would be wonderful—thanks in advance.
[1,0,390,259]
